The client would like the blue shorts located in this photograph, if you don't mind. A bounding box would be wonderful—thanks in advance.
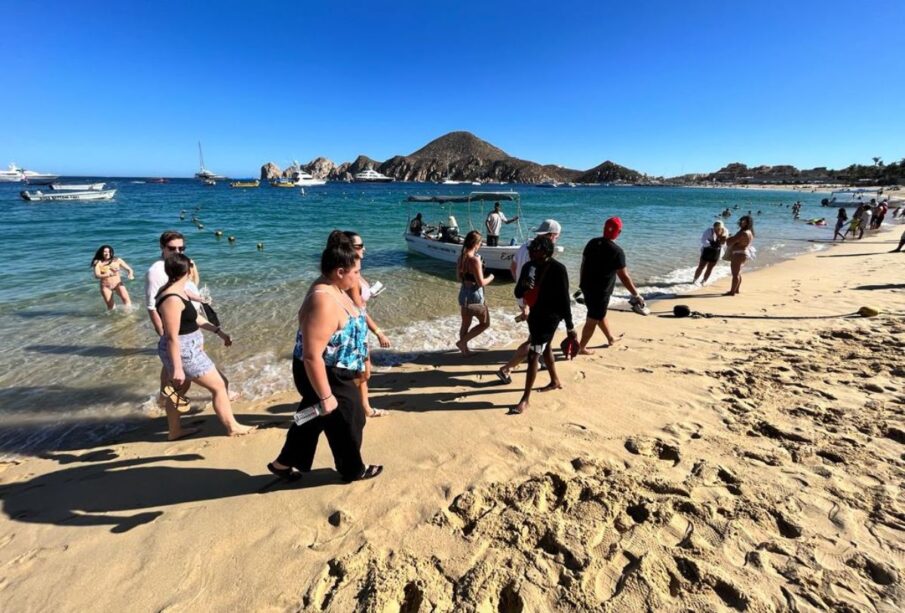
[157,330,216,380]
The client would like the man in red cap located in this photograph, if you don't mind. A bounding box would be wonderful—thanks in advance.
[577,217,644,354]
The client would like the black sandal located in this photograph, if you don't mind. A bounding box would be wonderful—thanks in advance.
[267,462,301,481]
[357,464,383,480]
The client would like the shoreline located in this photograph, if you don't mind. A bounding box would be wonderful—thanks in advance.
[1,223,903,610]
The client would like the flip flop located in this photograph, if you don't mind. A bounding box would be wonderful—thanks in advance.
[357,464,383,480]
[267,462,301,482]
[369,408,389,417]
[162,384,192,413]
[496,368,512,385]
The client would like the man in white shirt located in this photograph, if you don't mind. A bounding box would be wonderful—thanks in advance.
[485,202,519,247]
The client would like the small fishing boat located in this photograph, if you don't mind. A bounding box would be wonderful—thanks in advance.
[269,180,296,188]
[20,188,116,202]
[404,191,543,274]
[50,182,106,191]
[821,189,882,207]
[229,180,260,188]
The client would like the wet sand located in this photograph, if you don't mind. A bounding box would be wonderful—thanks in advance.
[1,223,903,611]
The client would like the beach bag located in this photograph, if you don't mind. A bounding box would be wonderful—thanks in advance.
[673,305,691,318]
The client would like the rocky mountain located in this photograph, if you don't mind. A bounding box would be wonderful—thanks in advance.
[575,161,642,184]
[260,131,639,184]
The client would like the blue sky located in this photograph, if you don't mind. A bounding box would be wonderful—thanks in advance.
[2,0,903,177]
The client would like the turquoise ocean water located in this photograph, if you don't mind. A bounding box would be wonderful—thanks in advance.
[0,180,831,456]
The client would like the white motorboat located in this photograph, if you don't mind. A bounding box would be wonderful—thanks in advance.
[0,163,24,182]
[440,178,464,185]
[537,180,560,188]
[194,142,225,181]
[50,182,106,191]
[287,161,327,186]
[821,189,882,207]
[20,188,116,202]
[353,168,393,183]
[22,169,60,185]
[404,192,529,273]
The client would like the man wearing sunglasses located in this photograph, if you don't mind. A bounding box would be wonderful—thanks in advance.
[145,231,205,425]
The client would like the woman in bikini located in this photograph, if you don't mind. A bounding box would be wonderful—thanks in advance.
[91,245,134,310]
[331,231,391,418]
[156,253,255,440]
[268,234,382,482]
[455,230,494,357]
[723,215,755,296]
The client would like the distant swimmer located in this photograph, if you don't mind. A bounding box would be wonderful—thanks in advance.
[91,245,134,310]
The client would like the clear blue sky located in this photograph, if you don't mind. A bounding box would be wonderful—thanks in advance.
[3,0,903,177]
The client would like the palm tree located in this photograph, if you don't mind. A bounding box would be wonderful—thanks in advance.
[872,156,882,167]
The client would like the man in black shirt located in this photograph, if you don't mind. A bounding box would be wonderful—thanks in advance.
[511,235,577,414]
[578,217,644,354]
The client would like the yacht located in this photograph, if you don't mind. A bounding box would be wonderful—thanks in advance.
[22,168,60,185]
[353,168,393,183]
[194,142,225,181]
[287,161,326,186]
[0,163,24,182]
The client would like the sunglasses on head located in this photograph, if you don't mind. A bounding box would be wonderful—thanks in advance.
[166,245,186,252]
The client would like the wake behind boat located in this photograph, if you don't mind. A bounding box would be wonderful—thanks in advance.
[20,188,116,202]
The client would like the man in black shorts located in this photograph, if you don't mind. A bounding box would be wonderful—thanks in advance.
[578,217,644,354]
[511,235,576,414]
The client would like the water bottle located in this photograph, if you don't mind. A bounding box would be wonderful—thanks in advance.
[509,237,516,246]
[293,402,325,426]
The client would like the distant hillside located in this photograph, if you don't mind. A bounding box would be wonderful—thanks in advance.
[670,159,905,186]
[576,161,642,184]
[260,130,642,184]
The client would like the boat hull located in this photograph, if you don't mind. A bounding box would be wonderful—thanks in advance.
[50,182,105,191]
[24,174,60,185]
[405,234,518,273]
[21,189,116,202]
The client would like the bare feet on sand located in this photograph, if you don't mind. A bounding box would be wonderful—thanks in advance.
[455,340,474,357]
[168,426,201,441]
[537,382,563,392]
[509,400,529,415]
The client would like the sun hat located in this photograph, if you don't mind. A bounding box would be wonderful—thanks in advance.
[533,219,562,235]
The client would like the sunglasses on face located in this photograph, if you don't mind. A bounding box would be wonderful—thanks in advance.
[165,245,186,252]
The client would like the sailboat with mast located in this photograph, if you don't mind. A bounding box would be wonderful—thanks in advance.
[194,142,225,181]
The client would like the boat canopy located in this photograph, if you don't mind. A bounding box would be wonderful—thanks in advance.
[406,191,518,204]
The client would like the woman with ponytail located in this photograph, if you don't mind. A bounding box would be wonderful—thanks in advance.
[455,230,494,357]
[155,253,255,439]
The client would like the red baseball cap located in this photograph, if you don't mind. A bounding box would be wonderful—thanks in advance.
[603,217,623,240]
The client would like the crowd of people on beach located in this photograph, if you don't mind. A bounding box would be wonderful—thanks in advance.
[84,192,901,484]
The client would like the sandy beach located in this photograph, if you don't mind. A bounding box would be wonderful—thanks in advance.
[1,224,903,611]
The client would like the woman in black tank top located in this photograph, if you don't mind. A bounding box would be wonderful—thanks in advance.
[155,254,255,439]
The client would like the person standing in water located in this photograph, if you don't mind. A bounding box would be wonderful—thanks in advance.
[91,245,134,310]
[833,208,848,241]
[692,221,728,285]
[484,202,519,247]
[456,230,494,357]
[723,215,756,296]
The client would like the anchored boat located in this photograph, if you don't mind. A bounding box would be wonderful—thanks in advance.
[20,188,116,202]
[404,191,532,274]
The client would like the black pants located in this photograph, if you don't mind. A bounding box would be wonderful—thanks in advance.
[277,359,365,481]
[486,235,499,247]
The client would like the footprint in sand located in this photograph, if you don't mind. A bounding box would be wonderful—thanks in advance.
[624,437,681,466]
